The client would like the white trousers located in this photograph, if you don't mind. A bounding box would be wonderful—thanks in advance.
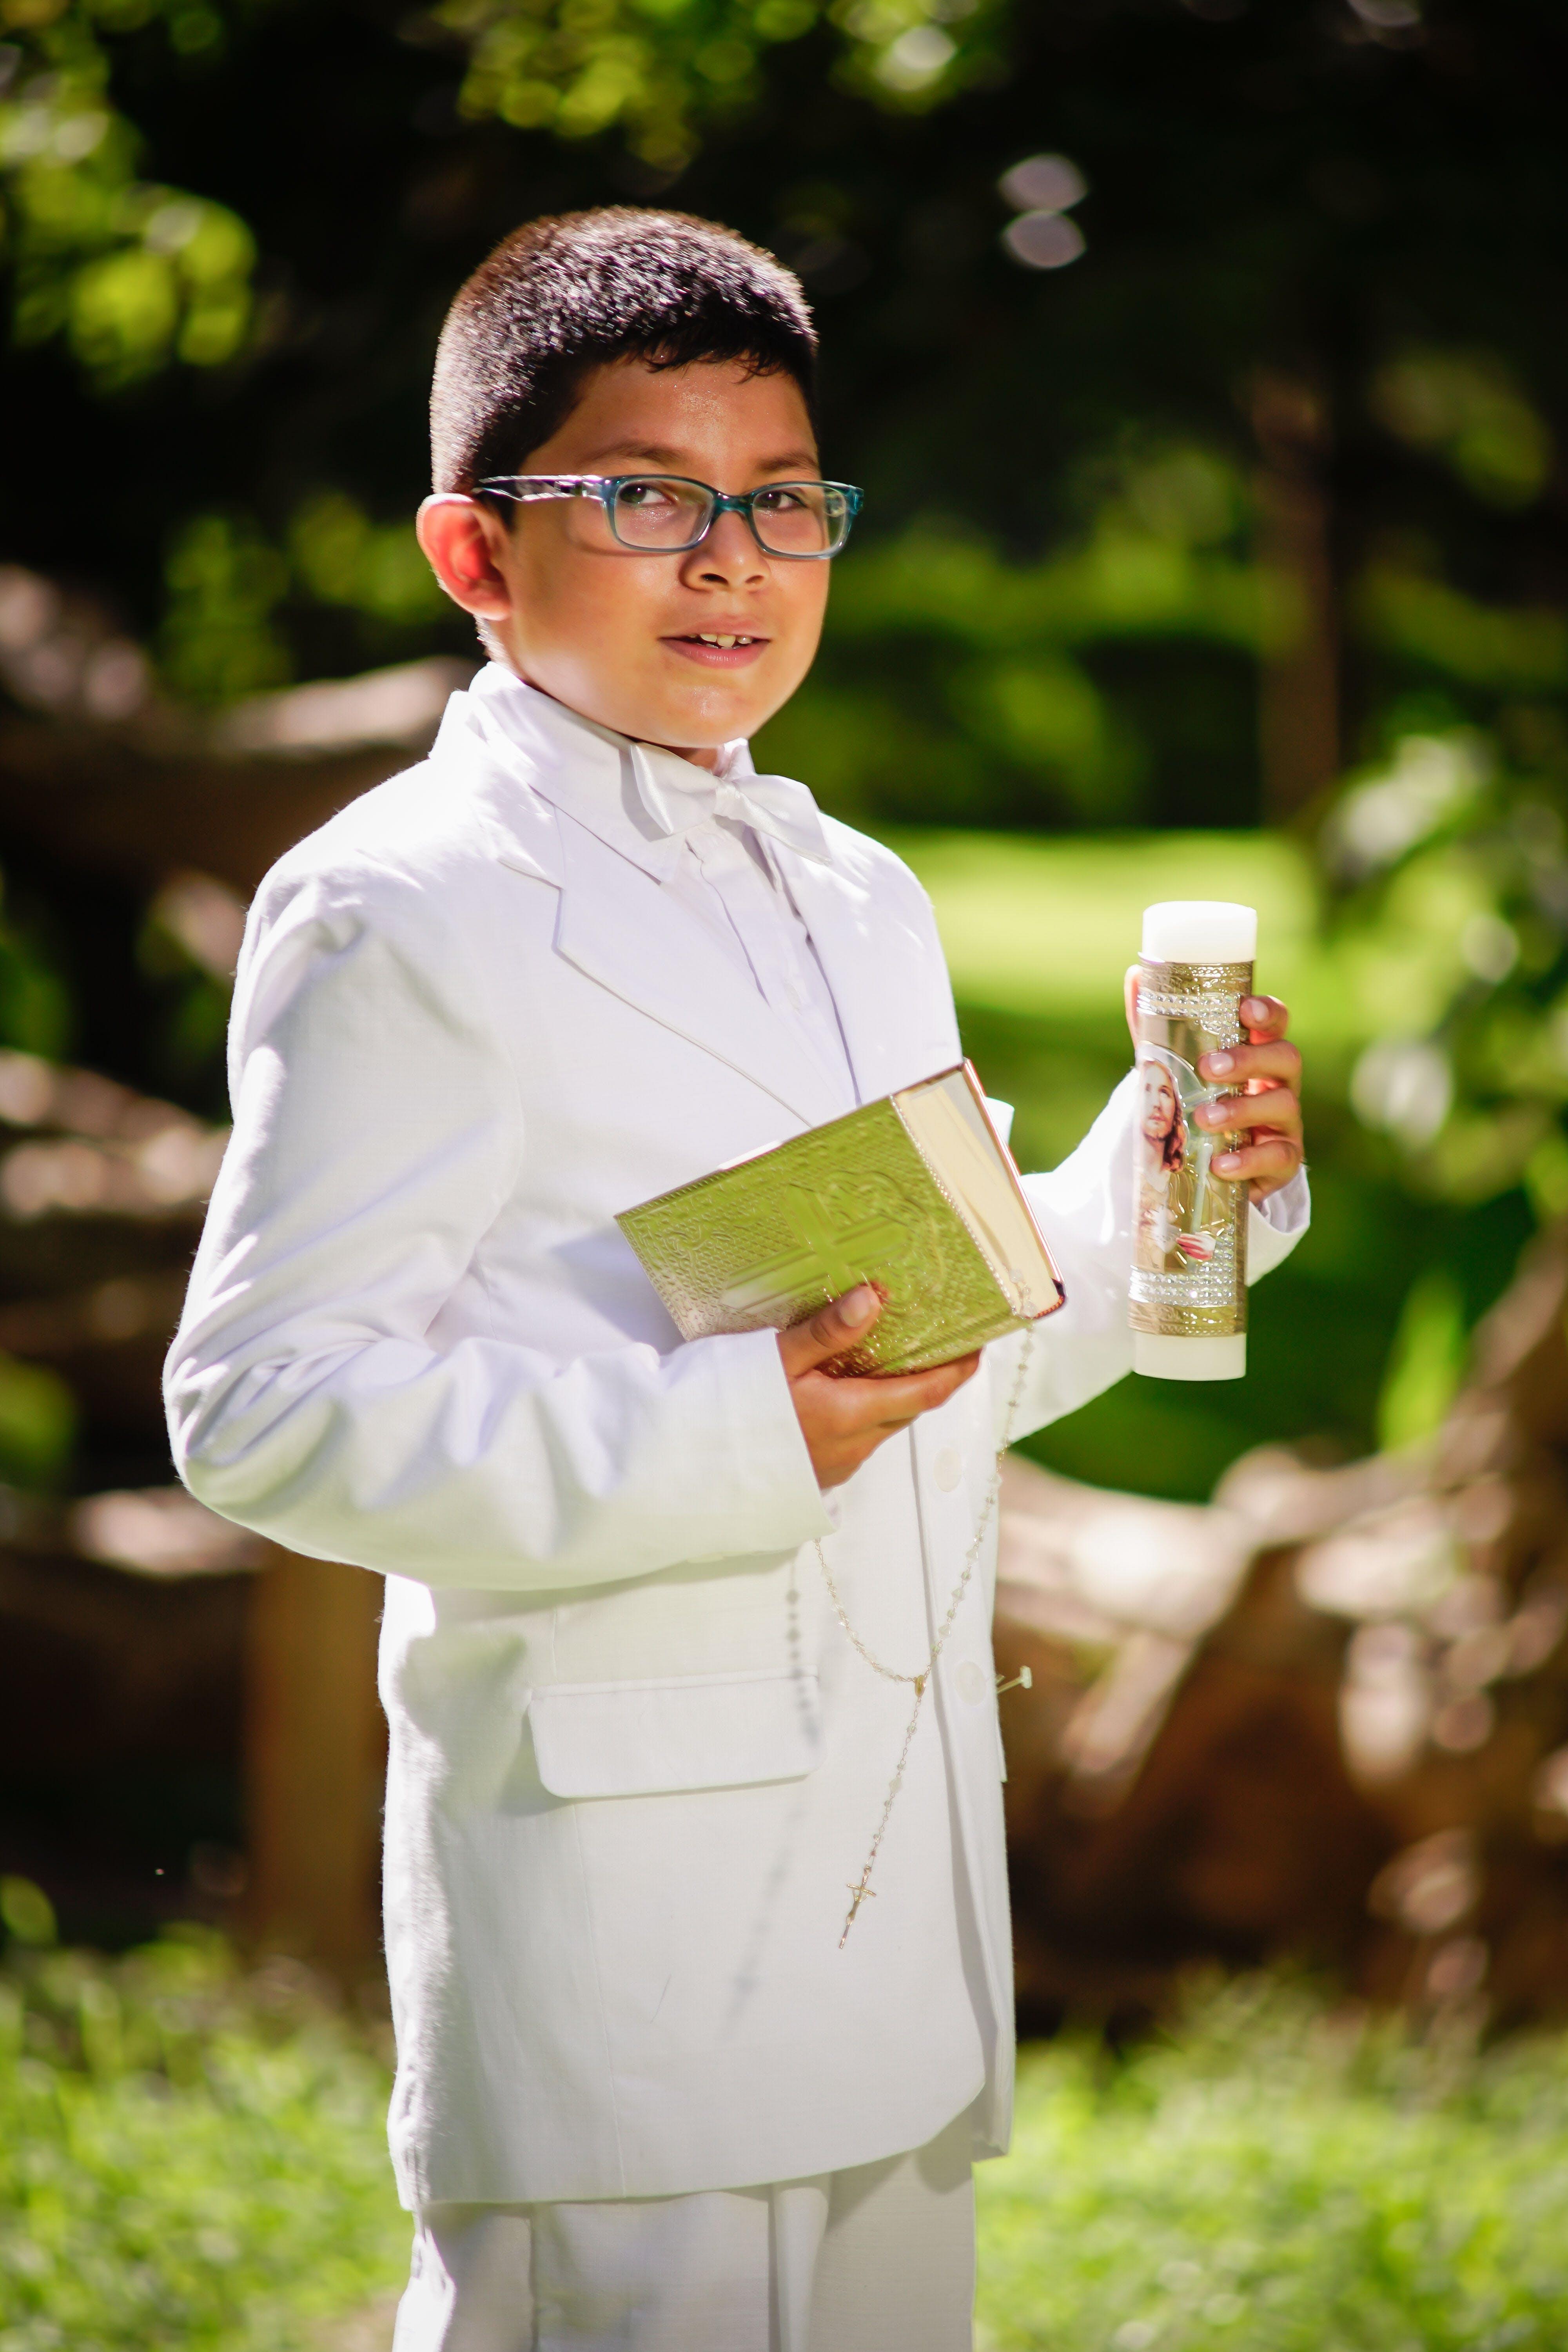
[390,2112,976,2352]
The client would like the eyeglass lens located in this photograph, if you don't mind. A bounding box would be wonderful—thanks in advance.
[608,478,849,557]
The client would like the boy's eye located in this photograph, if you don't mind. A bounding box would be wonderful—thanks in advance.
[609,477,713,549]
[618,478,692,510]
[753,486,809,513]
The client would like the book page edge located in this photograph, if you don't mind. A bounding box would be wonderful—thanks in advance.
[892,1063,1066,1322]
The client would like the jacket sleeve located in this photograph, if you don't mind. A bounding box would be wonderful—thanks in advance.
[989,1070,1311,1446]
[163,866,830,1591]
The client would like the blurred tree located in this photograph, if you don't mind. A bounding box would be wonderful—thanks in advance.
[2,0,1566,1234]
[0,0,253,389]
[1325,719,1568,1223]
[3,0,1563,835]
[436,0,1010,170]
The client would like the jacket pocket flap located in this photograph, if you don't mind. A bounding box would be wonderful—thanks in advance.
[527,1668,823,1799]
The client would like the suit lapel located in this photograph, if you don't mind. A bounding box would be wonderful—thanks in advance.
[775,840,962,1105]
[552,814,845,1130]
[455,667,945,1128]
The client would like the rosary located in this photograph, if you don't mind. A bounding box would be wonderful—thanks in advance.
[813,1328,1036,1947]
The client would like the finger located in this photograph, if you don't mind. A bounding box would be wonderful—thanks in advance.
[778,1285,882,1377]
[1195,1087,1301,1141]
[1212,1135,1302,1183]
[855,1353,981,1427]
[1240,994,1290,1038]
[1124,965,1141,1046]
[813,1350,982,1434]
[870,1352,982,1423]
[1198,1038,1301,1089]
[810,1351,983,1481]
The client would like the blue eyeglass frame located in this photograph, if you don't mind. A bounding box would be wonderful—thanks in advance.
[474,472,864,559]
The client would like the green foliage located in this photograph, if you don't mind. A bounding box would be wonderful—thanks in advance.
[155,499,448,700]
[1376,1269,1468,1455]
[0,906,71,1062]
[5,1944,1568,2352]
[1324,723,1568,1220]
[758,468,1267,828]
[1356,580,1568,698]
[1368,350,1557,514]
[0,1879,56,1947]
[976,1976,1568,2350]
[0,0,254,386]
[434,0,1005,170]
[5,0,1564,864]
[287,494,445,630]
[158,512,290,701]
[0,1351,74,1486]
[0,1929,408,2351]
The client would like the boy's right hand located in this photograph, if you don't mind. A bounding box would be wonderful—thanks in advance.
[779,1285,980,1489]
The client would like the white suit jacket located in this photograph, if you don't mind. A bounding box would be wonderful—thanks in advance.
[165,667,1307,2209]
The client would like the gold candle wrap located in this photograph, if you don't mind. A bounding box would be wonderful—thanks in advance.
[1130,954,1254,1381]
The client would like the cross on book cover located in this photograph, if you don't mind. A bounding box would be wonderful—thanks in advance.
[617,1062,1066,1377]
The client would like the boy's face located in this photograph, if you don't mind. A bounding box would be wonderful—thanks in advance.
[417,357,832,765]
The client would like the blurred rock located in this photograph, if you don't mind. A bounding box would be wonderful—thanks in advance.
[996,1222,1568,2027]
[0,568,475,895]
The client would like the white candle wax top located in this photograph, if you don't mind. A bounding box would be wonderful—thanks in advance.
[1141,900,1257,962]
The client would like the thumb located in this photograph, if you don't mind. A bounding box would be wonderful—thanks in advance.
[778,1284,882,1379]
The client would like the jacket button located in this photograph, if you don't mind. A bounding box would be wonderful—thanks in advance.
[933,1446,962,1491]
[955,1659,987,1706]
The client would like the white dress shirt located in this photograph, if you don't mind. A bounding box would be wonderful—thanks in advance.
[628,740,858,1111]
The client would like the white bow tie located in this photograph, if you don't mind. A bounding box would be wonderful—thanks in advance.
[629,742,831,865]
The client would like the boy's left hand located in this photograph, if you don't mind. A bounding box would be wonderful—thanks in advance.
[1195,994,1303,1202]
[1125,976,1305,1203]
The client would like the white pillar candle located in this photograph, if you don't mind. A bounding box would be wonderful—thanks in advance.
[1140,900,1258,963]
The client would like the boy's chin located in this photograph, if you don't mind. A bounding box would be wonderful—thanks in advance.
[514,662,766,752]
[641,683,780,752]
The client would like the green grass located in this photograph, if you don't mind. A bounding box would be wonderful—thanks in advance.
[0,1932,408,2351]
[4,1944,1566,2350]
[889,829,1332,1035]
[892,825,1493,1062]
[976,1977,1568,2352]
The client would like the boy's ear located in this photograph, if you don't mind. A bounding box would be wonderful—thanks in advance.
[417,494,514,621]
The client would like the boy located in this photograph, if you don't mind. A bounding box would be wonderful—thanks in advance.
[166,209,1307,2349]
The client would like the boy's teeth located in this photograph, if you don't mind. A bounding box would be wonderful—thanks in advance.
[695,633,750,648]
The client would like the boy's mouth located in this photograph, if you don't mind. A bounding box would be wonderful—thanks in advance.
[663,631,770,669]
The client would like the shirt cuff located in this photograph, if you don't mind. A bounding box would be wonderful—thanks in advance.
[1247,1167,1310,1284]
[721,1323,837,1541]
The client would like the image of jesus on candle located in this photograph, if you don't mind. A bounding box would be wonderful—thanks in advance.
[1135,1048,1225,1273]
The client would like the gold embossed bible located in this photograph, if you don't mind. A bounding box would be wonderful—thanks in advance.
[617,1062,1065,1376]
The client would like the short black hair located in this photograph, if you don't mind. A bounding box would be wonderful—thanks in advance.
[430,208,818,493]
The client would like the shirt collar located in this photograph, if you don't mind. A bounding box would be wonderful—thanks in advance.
[462,662,834,882]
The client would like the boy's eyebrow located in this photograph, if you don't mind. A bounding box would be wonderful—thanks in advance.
[573,439,822,474]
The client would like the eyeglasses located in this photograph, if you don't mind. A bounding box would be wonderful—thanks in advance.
[474,473,863,560]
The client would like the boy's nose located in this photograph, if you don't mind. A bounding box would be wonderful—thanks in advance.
[681,506,769,586]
